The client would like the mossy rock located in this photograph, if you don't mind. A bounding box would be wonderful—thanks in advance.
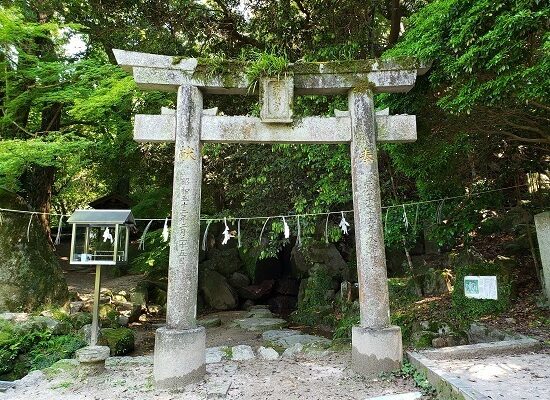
[43,359,79,378]
[452,262,513,320]
[411,331,438,349]
[98,304,116,319]
[69,312,92,329]
[420,268,453,296]
[0,189,68,311]
[291,264,334,326]
[99,327,135,356]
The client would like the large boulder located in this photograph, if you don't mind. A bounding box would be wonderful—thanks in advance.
[228,271,250,288]
[0,189,68,311]
[205,248,244,277]
[199,268,238,310]
[98,327,135,356]
[290,243,348,279]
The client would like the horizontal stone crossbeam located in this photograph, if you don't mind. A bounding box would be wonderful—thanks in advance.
[133,114,416,144]
[114,49,429,95]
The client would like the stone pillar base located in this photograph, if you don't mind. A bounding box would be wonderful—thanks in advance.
[153,326,206,389]
[352,325,402,376]
[76,345,110,376]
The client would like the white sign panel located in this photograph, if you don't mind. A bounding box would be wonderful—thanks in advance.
[464,276,498,300]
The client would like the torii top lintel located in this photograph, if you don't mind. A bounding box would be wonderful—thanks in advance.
[113,49,429,96]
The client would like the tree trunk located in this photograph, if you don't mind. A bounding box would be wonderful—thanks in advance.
[388,0,401,46]
[18,5,62,240]
[21,165,56,242]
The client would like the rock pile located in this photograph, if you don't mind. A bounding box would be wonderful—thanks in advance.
[197,242,352,314]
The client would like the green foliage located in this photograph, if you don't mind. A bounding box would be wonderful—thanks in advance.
[385,0,549,113]
[452,263,513,321]
[388,278,422,309]
[28,335,86,371]
[332,277,440,342]
[221,346,233,359]
[398,362,436,396]
[0,319,85,380]
[131,230,170,278]
[245,51,289,91]
[0,347,18,375]
[238,246,260,282]
[0,135,91,191]
[412,332,436,349]
[132,187,172,220]
[291,264,334,326]
[388,278,424,344]
[69,312,92,330]
[332,300,359,340]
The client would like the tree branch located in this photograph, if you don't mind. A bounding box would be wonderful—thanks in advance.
[495,130,550,146]
[211,0,262,48]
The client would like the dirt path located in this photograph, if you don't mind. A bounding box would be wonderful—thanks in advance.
[55,262,425,398]
[63,266,145,296]
[1,352,423,400]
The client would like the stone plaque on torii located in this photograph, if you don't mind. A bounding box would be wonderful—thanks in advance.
[115,49,428,388]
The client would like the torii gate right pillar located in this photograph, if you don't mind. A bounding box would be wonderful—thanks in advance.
[349,89,402,375]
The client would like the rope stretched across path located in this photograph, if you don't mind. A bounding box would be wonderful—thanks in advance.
[0,184,526,222]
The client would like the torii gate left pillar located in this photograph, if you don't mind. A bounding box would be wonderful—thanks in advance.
[115,49,428,388]
[153,85,206,387]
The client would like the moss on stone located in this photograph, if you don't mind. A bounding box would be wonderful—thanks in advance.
[0,189,68,312]
[69,312,92,330]
[351,79,377,93]
[99,327,135,356]
[171,56,185,65]
[291,60,374,75]
[412,331,437,349]
[388,56,420,71]
[291,264,334,327]
[452,262,513,321]
[244,53,289,91]
[221,346,233,359]
[42,358,79,378]
[192,57,247,87]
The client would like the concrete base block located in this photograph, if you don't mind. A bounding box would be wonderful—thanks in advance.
[352,325,403,376]
[153,326,206,389]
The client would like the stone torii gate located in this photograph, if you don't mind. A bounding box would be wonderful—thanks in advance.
[115,49,428,388]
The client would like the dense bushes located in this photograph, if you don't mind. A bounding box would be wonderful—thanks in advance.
[0,316,86,380]
[28,335,86,370]
[452,262,513,321]
[291,264,334,326]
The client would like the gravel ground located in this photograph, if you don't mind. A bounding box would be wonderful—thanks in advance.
[425,349,550,400]
[1,352,422,400]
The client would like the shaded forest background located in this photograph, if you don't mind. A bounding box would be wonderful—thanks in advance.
[0,0,548,279]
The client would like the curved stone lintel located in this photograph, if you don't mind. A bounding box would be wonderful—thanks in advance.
[114,49,429,95]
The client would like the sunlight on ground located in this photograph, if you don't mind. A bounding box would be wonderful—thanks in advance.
[467,362,523,380]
